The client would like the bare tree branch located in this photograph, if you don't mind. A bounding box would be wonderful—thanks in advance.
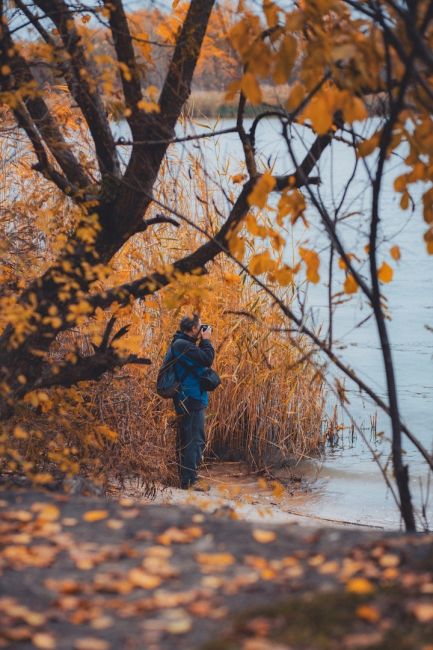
[104,0,145,138]
[0,15,91,191]
[33,0,120,179]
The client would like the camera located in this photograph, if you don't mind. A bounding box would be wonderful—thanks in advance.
[201,324,211,332]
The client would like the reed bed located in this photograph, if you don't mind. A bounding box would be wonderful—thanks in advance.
[1,116,327,491]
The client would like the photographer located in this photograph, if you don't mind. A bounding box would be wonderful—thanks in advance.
[170,314,215,490]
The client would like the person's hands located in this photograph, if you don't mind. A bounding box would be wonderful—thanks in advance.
[201,328,212,340]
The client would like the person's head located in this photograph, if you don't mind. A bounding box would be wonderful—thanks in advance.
[179,313,202,339]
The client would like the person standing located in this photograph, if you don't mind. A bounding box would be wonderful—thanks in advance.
[169,314,215,489]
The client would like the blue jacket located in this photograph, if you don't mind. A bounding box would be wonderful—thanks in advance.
[169,331,215,413]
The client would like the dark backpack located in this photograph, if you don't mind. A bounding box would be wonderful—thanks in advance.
[198,367,221,392]
[156,345,221,398]
[156,345,195,399]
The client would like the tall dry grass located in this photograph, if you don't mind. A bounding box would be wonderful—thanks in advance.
[2,265,326,491]
[67,267,325,487]
[1,112,327,491]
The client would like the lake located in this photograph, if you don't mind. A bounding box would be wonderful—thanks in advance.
[118,116,433,530]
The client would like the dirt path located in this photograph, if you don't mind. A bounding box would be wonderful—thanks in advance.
[1,489,433,649]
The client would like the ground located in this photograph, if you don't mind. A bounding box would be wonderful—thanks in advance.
[1,489,432,650]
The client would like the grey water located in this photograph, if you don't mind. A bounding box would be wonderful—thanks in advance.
[117,116,433,529]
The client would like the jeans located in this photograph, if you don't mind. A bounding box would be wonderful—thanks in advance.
[177,408,206,487]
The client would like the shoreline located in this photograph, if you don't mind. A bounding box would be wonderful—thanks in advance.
[116,461,388,531]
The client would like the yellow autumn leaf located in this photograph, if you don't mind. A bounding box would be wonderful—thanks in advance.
[252,529,277,543]
[379,553,400,567]
[128,568,161,589]
[248,171,276,208]
[263,0,279,28]
[33,473,53,485]
[156,526,203,545]
[344,274,358,294]
[196,552,235,566]
[13,426,28,439]
[223,272,241,285]
[231,173,246,184]
[82,510,109,522]
[241,72,262,105]
[137,99,160,113]
[356,604,380,623]
[303,93,334,135]
[274,266,294,286]
[248,251,277,275]
[409,602,433,623]
[32,633,56,649]
[272,481,285,498]
[400,191,410,210]
[342,96,368,123]
[299,247,320,284]
[228,233,246,259]
[34,504,60,522]
[378,261,393,283]
[357,132,380,157]
[346,577,375,594]
[225,79,241,102]
[245,213,268,237]
[277,189,306,225]
[273,34,297,83]
[390,245,401,261]
[287,81,305,111]
[394,175,407,192]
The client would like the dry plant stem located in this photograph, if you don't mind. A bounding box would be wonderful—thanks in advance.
[137,186,433,477]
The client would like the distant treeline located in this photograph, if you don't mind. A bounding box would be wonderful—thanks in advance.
[22,4,386,120]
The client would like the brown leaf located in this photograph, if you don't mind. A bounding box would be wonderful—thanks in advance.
[379,553,400,568]
[252,529,276,544]
[156,526,203,545]
[127,568,162,589]
[356,604,381,623]
[346,578,375,594]
[32,503,60,522]
[196,552,235,567]
[409,601,433,623]
[82,510,109,522]
[32,632,56,649]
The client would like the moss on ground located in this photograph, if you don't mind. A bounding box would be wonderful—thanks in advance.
[204,587,433,650]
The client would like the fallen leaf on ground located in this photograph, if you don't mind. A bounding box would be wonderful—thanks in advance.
[127,567,162,589]
[32,632,56,649]
[32,503,60,522]
[196,552,235,567]
[83,510,109,522]
[346,577,375,594]
[252,529,276,544]
[156,526,203,545]
[409,601,433,623]
[379,553,400,568]
[356,604,381,623]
